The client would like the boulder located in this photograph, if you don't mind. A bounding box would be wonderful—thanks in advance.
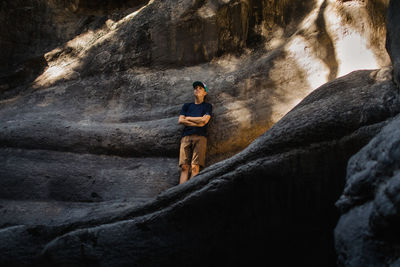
[335,110,400,266]
[333,1,400,265]
[1,68,399,266]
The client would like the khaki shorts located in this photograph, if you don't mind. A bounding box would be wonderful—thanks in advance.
[179,135,207,167]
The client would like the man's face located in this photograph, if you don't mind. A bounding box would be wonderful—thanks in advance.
[194,85,207,97]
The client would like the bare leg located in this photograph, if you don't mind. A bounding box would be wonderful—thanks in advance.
[179,164,190,184]
[190,164,200,178]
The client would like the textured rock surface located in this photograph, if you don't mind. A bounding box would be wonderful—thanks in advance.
[335,113,400,266]
[0,148,176,202]
[0,0,391,198]
[1,68,399,266]
[335,1,400,266]
[386,0,400,87]
[0,0,397,266]
[333,1,400,266]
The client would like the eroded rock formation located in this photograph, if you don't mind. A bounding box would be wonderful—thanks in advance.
[1,68,399,266]
[335,113,400,266]
[334,0,400,265]
[0,0,398,266]
[386,0,400,87]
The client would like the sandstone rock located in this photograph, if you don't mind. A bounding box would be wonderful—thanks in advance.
[0,0,391,165]
[0,0,397,266]
[1,69,399,266]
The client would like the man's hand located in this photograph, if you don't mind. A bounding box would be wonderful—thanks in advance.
[178,115,211,127]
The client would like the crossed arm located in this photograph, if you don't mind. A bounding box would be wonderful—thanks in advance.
[178,114,211,127]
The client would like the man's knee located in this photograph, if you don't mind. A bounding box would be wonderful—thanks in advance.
[181,164,190,171]
[191,164,200,172]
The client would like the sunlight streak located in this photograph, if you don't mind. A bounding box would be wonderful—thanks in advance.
[110,0,155,29]
[33,0,155,88]
[286,35,330,89]
[324,1,379,77]
[335,32,379,76]
[225,101,252,129]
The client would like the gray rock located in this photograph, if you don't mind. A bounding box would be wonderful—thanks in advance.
[1,69,398,266]
[0,0,390,164]
[0,148,177,202]
[0,0,397,266]
[386,0,400,87]
[333,2,400,264]
[335,113,400,266]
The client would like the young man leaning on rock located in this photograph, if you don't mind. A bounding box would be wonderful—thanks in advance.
[178,81,212,184]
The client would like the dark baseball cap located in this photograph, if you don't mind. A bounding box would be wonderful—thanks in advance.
[192,81,208,92]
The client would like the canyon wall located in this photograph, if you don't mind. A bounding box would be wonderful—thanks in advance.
[0,0,398,266]
[334,0,400,265]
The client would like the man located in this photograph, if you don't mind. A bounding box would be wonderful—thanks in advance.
[178,81,212,184]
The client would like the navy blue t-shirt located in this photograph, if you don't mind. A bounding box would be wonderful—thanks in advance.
[180,102,212,137]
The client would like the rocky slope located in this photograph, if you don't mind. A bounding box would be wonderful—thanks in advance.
[0,0,390,198]
[0,0,398,266]
[334,0,400,265]
[1,67,398,266]
[335,111,400,266]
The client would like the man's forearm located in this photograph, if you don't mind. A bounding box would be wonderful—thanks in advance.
[180,118,204,127]
[186,116,204,123]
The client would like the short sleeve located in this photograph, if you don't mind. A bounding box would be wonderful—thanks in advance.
[180,103,189,116]
[205,103,212,116]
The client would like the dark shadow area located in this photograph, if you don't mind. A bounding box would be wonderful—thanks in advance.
[72,0,149,15]
[0,56,48,100]
[0,0,149,99]
[246,0,317,49]
[365,0,388,28]
[365,0,389,66]
[386,0,400,87]
[314,0,338,80]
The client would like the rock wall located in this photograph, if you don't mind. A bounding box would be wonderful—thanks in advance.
[334,0,400,265]
[0,0,148,89]
[386,0,400,87]
[0,0,398,265]
[0,0,391,161]
[335,113,400,266]
[1,68,398,266]
[0,0,392,202]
